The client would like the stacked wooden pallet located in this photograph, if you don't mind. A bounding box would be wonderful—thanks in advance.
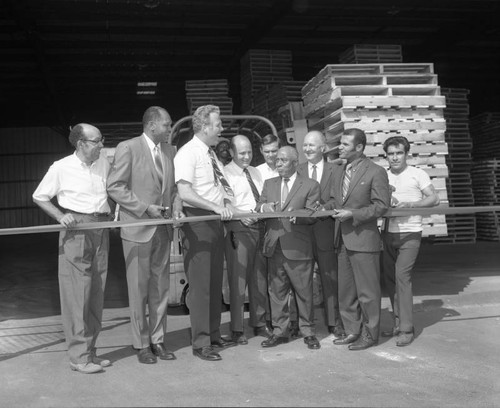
[339,44,403,64]
[252,80,305,131]
[470,112,500,159]
[471,159,500,241]
[433,88,476,244]
[240,49,293,113]
[301,63,448,237]
[470,112,500,241]
[185,79,233,115]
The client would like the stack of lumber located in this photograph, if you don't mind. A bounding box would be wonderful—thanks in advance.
[301,63,448,237]
[240,49,293,114]
[185,79,233,115]
[339,44,403,64]
[433,88,476,244]
[470,112,500,241]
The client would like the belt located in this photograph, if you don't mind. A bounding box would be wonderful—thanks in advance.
[64,208,110,217]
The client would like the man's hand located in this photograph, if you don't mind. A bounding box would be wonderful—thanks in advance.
[146,204,167,219]
[58,213,77,228]
[331,208,353,222]
[288,207,296,224]
[261,201,278,213]
[215,206,233,221]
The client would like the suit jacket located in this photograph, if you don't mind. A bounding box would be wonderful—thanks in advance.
[256,173,320,260]
[297,161,336,251]
[107,135,176,243]
[329,155,390,252]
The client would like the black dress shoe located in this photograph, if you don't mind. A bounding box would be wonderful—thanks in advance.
[192,346,222,361]
[303,336,321,349]
[261,334,288,348]
[137,347,157,364]
[348,335,377,351]
[231,331,248,345]
[253,326,273,337]
[333,333,359,345]
[211,336,237,349]
[151,343,176,360]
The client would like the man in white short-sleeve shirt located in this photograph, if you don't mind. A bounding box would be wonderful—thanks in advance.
[381,136,440,347]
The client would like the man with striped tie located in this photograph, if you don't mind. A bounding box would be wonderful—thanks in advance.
[174,105,237,361]
[329,128,390,351]
[223,135,265,345]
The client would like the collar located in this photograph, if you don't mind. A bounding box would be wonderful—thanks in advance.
[309,160,324,171]
[143,133,158,151]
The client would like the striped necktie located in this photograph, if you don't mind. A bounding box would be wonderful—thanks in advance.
[153,145,163,186]
[342,163,352,200]
[209,149,234,196]
[244,168,260,203]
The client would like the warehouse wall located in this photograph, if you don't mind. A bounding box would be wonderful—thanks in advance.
[0,127,71,228]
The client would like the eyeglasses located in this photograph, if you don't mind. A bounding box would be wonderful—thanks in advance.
[80,137,105,145]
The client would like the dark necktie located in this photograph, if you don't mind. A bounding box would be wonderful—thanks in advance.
[244,168,260,203]
[311,164,317,182]
[342,163,352,200]
[281,177,289,208]
[209,149,234,196]
[153,145,163,186]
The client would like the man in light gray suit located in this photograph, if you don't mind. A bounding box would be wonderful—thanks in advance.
[107,106,184,364]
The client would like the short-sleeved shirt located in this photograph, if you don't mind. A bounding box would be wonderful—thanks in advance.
[174,135,227,208]
[257,163,279,181]
[33,151,111,214]
[224,161,263,211]
[387,165,432,233]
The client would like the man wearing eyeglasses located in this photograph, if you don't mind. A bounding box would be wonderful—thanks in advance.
[33,123,113,374]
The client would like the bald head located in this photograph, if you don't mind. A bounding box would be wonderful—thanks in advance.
[230,134,253,169]
[303,130,326,164]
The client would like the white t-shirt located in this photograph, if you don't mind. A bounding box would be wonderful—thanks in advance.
[387,165,432,233]
[256,163,279,181]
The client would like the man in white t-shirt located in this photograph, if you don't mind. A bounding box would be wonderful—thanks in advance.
[381,136,440,347]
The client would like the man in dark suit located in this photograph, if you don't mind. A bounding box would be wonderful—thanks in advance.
[329,128,390,351]
[297,130,344,338]
[107,106,184,364]
[257,146,322,350]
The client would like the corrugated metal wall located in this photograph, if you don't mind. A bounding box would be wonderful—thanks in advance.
[0,127,71,228]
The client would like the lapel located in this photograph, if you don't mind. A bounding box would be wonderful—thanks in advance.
[159,142,172,194]
[336,162,346,204]
[139,136,162,189]
[320,161,333,196]
[343,158,369,203]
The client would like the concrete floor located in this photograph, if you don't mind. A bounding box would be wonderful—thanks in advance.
[0,233,499,407]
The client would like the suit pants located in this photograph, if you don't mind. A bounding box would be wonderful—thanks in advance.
[268,243,315,337]
[58,213,109,364]
[312,239,341,328]
[122,227,171,349]
[181,207,224,349]
[338,242,381,341]
[381,231,422,332]
[251,221,271,328]
[224,221,261,332]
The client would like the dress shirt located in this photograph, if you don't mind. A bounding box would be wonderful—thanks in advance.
[224,161,263,211]
[33,151,111,214]
[257,163,279,181]
[308,160,324,182]
[174,135,227,208]
[281,172,297,201]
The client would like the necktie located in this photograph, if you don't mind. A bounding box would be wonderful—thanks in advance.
[281,177,289,208]
[244,168,260,203]
[209,149,234,196]
[342,164,352,200]
[311,164,317,182]
[153,145,163,186]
